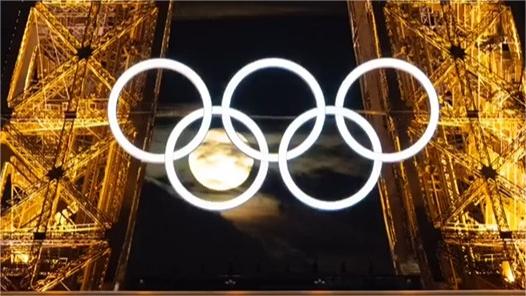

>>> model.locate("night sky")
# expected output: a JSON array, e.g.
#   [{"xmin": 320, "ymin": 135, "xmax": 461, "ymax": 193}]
[{"xmin": 125, "ymin": 1, "xmax": 394, "ymax": 290}]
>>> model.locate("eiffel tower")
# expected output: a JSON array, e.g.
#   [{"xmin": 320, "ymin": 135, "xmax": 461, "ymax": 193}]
[
  {"xmin": 1, "ymin": 1, "xmax": 172, "ymax": 291},
  {"xmin": 349, "ymin": 0, "xmax": 525, "ymax": 289}
]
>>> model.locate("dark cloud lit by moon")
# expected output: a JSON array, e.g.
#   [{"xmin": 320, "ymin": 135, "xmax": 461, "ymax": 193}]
[{"xmin": 188, "ymin": 129, "xmax": 254, "ymax": 191}]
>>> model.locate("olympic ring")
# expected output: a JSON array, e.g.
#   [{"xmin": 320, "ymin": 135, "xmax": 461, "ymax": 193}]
[
  {"xmin": 334, "ymin": 58, "xmax": 439, "ymax": 163},
  {"xmin": 108, "ymin": 58, "xmax": 213, "ymax": 164},
  {"xmin": 222, "ymin": 58, "xmax": 326, "ymax": 162},
  {"xmin": 279, "ymin": 106, "xmax": 383, "ymax": 210},
  {"xmin": 108, "ymin": 57, "xmax": 439, "ymax": 211},
  {"xmin": 165, "ymin": 106, "xmax": 269, "ymax": 211}
]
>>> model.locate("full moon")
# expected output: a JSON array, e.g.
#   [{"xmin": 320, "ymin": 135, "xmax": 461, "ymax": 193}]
[{"xmin": 189, "ymin": 129, "xmax": 254, "ymax": 191}]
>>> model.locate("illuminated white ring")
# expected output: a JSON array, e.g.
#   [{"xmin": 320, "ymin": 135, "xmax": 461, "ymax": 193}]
[
  {"xmin": 108, "ymin": 58, "xmax": 213, "ymax": 164},
  {"xmin": 334, "ymin": 58, "xmax": 439, "ymax": 163},
  {"xmin": 164, "ymin": 106, "xmax": 269, "ymax": 211},
  {"xmin": 222, "ymin": 58, "xmax": 326, "ymax": 163},
  {"xmin": 279, "ymin": 106, "xmax": 383, "ymax": 211}
]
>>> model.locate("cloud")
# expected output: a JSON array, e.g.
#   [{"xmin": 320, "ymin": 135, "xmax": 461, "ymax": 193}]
[
  {"xmin": 147, "ymin": 124, "xmax": 373, "ymax": 180},
  {"xmin": 220, "ymin": 193, "xmax": 281, "ymax": 222}
]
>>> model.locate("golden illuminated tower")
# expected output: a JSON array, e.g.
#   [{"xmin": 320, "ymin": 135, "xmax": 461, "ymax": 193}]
[
  {"xmin": 349, "ymin": 0, "xmax": 525, "ymax": 289},
  {"xmin": 0, "ymin": 1, "xmax": 171, "ymax": 291}
]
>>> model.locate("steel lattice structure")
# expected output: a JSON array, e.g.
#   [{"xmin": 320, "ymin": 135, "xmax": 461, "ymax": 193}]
[
  {"xmin": 349, "ymin": 0, "xmax": 525, "ymax": 289},
  {"xmin": 1, "ymin": 1, "xmax": 161, "ymax": 291}
]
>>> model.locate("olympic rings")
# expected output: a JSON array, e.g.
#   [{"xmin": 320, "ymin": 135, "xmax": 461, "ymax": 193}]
[{"xmin": 108, "ymin": 57, "xmax": 439, "ymax": 211}]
